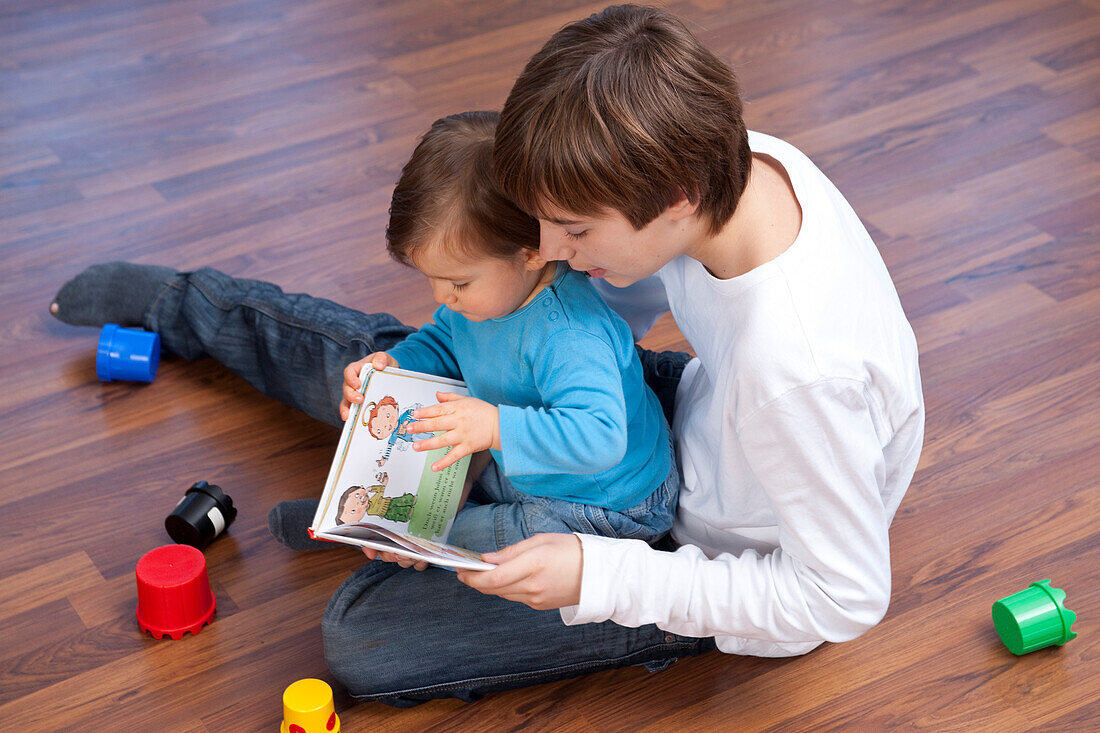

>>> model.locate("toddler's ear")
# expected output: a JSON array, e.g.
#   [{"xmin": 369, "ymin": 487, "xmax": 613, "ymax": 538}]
[{"xmin": 524, "ymin": 249, "xmax": 548, "ymax": 270}]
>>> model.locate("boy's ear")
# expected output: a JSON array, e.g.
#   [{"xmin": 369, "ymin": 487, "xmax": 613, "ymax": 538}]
[
  {"xmin": 523, "ymin": 249, "xmax": 548, "ymax": 270},
  {"xmin": 667, "ymin": 191, "xmax": 700, "ymax": 221}
]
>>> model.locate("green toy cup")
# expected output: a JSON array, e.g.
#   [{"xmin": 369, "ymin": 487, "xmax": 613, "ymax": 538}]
[{"xmin": 991, "ymin": 579, "xmax": 1077, "ymax": 655}]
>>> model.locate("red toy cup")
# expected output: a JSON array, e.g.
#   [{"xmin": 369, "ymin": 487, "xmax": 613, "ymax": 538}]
[{"xmin": 135, "ymin": 544, "xmax": 216, "ymax": 639}]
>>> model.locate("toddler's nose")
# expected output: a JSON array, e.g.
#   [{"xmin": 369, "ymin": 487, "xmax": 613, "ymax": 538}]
[{"xmin": 430, "ymin": 282, "xmax": 457, "ymax": 305}]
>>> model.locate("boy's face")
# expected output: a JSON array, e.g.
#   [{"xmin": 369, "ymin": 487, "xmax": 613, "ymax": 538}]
[
  {"xmin": 413, "ymin": 242, "xmax": 546, "ymax": 321},
  {"xmin": 537, "ymin": 205, "xmax": 690, "ymax": 287}
]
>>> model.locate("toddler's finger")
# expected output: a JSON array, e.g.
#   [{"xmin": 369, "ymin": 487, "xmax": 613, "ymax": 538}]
[
  {"xmin": 431, "ymin": 445, "xmax": 468, "ymax": 472},
  {"xmin": 413, "ymin": 433, "xmax": 454, "ymax": 453},
  {"xmin": 343, "ymin": 362, "xmax": 362, "ymax": 388},
  {"xmin": 344, "ymin": 384, "xmax": 363, "ymax": 405},
  {"xmin": 430, "ymin": 453, "xmax": 455, "ymax": 472},
  {"xmin": 408, "ymin": 416, "xmax": 444, "ymax": 433},
  {"xmin": 412, "ymin": 404, "xmax": 444, "ymax": 419}
]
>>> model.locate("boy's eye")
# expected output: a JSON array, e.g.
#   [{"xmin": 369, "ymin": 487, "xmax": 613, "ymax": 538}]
[
  {"xmin": 453, "ymin": 282, "xmax": 469, "ymax": 290},
  {"xmin": 565, "ymin": 230, "xmax": 588, "ymax": 240}
]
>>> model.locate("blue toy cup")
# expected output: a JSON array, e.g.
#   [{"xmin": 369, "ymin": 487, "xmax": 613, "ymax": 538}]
[{"xmin": 96, "ymin": 323, "xmax": 160, "ymax": 382}]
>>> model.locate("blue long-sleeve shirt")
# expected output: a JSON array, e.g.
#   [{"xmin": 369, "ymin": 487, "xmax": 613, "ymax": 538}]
[{"xmin": 388, "ymin": 265, "xmax": 670, "ymax": 510}]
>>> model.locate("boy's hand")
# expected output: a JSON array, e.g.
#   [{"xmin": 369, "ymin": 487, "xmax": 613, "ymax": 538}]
[
  {"xmin": 456, "ymin": 534, "xmax": 583, "ymax": 609},
  {"xmin": 411, "ymin": 392, "xmax": 501, "ymax": 471},
  {"xmin": 362, "ymin": 547, "xmax": 428, "ymax": 571},
  {"xmin": 339, "ymin": 352, "xmax": 399, "ymax": 421}
]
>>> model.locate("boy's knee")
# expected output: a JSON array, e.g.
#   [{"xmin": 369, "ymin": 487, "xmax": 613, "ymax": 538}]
[
  {"xmin": 321, "ymin": 582, "xmax": 403, "ymax": 698},
  {"xmin": 321, "ymin": 562, "xmax": 446, "ymax": 698},
  {"xmin": 321, "ymin": 611, "xmax": 377, "ymax": 697}
]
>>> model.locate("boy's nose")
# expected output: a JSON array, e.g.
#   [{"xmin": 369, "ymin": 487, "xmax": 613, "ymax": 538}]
[{"xmin": 538, "ymin": 223, "xmax": 574, "ymax": 262}]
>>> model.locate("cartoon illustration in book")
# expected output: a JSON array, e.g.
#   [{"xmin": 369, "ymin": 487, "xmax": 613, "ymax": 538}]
[
  {"xmin": 335, "ymin": 472, "xmax": 417, "ymax": 525},
  {"xmin": 362, "ymin": 395, "xmax": 433, "ymax": 467},
  {"xmin": 312, "ymin": 367, "xmax": 491, "ymax": 570}
]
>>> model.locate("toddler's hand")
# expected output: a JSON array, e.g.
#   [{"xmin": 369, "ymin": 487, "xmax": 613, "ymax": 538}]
[
  {"xmin": 410, "ymin": 392, "xmax": 501, "ymax": 471},
  {"xmin": 339, "ymin": 352, "xmax": 399, "ymax": 421}
]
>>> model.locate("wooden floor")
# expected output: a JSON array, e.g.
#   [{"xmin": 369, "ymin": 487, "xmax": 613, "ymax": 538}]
[{"xmin": 2, "ymin": 0, "xmax": 1097, "ymax": 730}]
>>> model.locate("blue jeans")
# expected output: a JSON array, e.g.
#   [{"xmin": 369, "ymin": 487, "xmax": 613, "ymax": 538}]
[
  {"xmin": 145, "ymin": 267, "xmax": 710, "ymax": 705},
  {"xmin": 323, "ymin": 562, "xmax": 713, "ymax": 707},
  {"xmin": 451, "ymin": 436, "xmax": 679, "ymax": 553},
  {"xmin": 146, "ymin": 267, "xmax": 415, "ymax": 426}
]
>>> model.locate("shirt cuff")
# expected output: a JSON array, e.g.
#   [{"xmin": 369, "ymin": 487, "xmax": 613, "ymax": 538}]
[{"xmin": 558, "ymin": 533, "xmax": 626, "ymax": 626}]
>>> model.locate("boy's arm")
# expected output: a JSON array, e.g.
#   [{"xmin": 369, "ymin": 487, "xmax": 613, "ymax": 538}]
[
  {"xmin": 387, "ymin": 306, "xmax": 462, "ymax": 380},
  {"xmin": 496, "ymin": 329, "xmax": 628, "ymax": 476},
  {"xmin": 561, "ymin": 379, "xmax": 901, "ymax": 653}
]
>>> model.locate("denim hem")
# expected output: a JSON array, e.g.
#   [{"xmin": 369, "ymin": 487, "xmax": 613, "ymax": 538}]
[{"xmin": 347, "ymin": 638, "xmax": 704, "ymax": 703}]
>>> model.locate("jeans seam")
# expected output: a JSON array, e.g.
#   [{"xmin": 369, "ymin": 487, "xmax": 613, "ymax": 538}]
[
  {"xmin": 579, "ymin": 502, "xmax": 612, "ymax": 536},
  {"xmin": 493, "ymin": 503, "xmax": 509, "ymax": 551},
  {"xmin": 143, "ymin": 276, "xmax": 179, "ymax": 330},
  {"xmin": 183, "ymin": 273, "xmax": 362, "ymax": 349},
  {"xmin": 349, "ymin": 640, "xmax": 703, "ymax": 702}
]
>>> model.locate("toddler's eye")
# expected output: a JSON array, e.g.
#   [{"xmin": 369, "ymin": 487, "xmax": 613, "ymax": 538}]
[
  {"xmin": 453, "ymin": 282, "xmax": 469, "ymax": 290},
  {"xmin": 565, "ymin": 230, "xmax": 588, "ymax": 240}
]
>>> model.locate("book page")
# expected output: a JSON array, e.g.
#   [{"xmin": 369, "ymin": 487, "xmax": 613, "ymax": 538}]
[
  {"xmin": 311, "ymin": 367, "xmax": 488, "ymax": 569},
  {"xmin": 322, "ymin": 523, "xmax": 494, "ymax": 571}
]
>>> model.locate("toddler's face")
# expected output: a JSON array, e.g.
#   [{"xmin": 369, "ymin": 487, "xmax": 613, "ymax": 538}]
[{"xmin": 413, "ymin": 243, "xmax": 544, "ymax": 321}]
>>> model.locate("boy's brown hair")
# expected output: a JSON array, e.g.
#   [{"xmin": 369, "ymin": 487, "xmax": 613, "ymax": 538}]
[
  {"xmin": 387, "ymin": 111, "xmax": 540, "ymax": 266},
  {"xmin": 494, "ymin": 4, "xmax": 751, "ymax": 236}
]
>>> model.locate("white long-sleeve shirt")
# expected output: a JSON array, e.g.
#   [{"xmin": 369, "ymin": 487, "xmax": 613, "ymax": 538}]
[{"xmin": 561, "ymin": 132, "xmax": 924, "ymax": 657}]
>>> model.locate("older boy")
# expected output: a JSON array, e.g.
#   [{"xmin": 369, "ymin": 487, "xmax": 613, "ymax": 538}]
[{"xmin": 455, "ymin": 3, "xmax": 925, "ymax": 660}]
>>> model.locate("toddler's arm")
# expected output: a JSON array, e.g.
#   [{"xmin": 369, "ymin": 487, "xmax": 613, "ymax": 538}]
[
  {"xmin": 409, "ymin": 328, "xmax": 633, "ymax": 476},
  {"xmin": 388, "ymin": 306, "xmax": 462, "ymax": 380},
  {"xmin": 496, "ymin": 329, "xmax": 629, "ymax": 476}
]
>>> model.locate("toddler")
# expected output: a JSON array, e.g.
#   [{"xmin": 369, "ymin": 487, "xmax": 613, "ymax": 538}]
[{"xmin": 342, "ymin": 111, "xmax": 677, "ymax": 553}]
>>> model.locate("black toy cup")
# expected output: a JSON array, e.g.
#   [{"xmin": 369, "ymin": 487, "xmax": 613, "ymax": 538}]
[{"xmin": 165, "ymin": 481, "xmax": 238, "ymax": 549}]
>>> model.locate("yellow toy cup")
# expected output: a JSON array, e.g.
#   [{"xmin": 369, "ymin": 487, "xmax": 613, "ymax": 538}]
[{"xmin": 281, "ymin": 678, "xmax": 339, "ymax": 733}]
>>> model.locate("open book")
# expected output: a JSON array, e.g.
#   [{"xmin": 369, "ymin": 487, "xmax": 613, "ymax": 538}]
[{"xmin": 309, "ymin": 366, "xmax": 494, "ymax": 570}]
